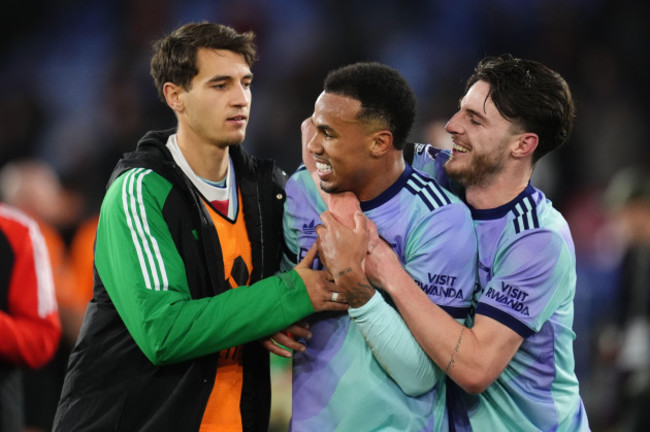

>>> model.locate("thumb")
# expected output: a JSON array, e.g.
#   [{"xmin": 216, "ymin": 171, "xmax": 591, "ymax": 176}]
[{"xmin": 320, "ymin": 210, "xmax": 340, "ymax": 230}]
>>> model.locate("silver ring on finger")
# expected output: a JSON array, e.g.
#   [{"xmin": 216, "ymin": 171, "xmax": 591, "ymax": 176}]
[{"xmin": 331, "ymin": 292, "xmax": 339, "ymax": 303}]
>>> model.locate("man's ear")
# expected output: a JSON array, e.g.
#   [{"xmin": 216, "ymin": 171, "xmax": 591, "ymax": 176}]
[
  {"xmin": 512, "ymin": 133, "xmax": 538, "ymax": 159},
  {"xmin": 163, "ymin": 82, "xmax": 184, "ymax": 113},
  {"xmin": 370, "ymin": 131, "xmax": 393, "ymax": 157}
]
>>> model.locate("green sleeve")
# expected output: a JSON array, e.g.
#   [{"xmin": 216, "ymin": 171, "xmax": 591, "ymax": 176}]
[{"xmin": 95, "ymin": 168, "xmax": 313, "ymax": 365}]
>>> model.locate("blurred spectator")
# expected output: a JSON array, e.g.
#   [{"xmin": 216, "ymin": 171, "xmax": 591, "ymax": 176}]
[
  {"xmin": 0, "ymin": 160, "xmax": 82, "ymax": 340},
  {"xmin": 605, "ymin": 167, "xmax": 650, "ymax": 432},
  {"xmin": 0, "ymin": 160, "xmax": 81, "ymax": 431},
  {"xmin": 0, "ymin": 202, "xmax": 61, "ymax": 432}
]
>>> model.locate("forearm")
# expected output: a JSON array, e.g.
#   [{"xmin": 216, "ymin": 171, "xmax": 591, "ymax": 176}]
[
  {"xmin": 349, "ymin": 291, "xmax": 440, "ymax": 396},
  {"xmin": 380, "ymin": 268, "xmax": 486, "ymax": 392},
  {"xmin": 111, "ymin": 270, "xmax": 313, "ymax": 365},
  {"xmin": 330, "ymin": 265, "xmax": 442, "ymax": 395},
  {"xmin": 98, "ymin": 171, "xmax": 315, "ymax": 365},
  {"xmin": 0, "ymin": 311, "xmax": 61, "ymax": 368}
]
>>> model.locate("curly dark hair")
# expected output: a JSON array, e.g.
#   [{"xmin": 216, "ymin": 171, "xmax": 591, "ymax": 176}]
[
  {"xmin": 466, "ymin": 54, "xmax": 575, "ymax": 164},
  {"xmin": 323, "ymin": 62, "xmax": 416, "ymax": 150},
  {"xmin": 150, "ymin": 22, "xmax": 257, "ymax": 102}
]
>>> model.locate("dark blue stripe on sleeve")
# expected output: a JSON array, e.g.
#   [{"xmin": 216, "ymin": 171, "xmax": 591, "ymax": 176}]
[
  {"xmin": 425, "ymin": 184, "xmax": 445, "ymax": 207},
  {"xmin": 476, "ymin": 303, "xmax": 534, "ymax": 338},
  {"xmin": 440, "ymin": 305, "xmax": 472, "ymax": 320},
  {"xmin": 531, "ymin": 206, "xmax": 540, "ymax": 228}
]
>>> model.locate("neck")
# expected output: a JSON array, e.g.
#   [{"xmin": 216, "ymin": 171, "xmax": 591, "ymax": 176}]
[
  {"xmin": 464, "ymin": 165, "xmax": 532, "ymax": 210},
  {"xmin": 176, "ymin": 125, "xmax": 230, "ymax": 182},
  {"xmin": 358, "ymin": 152, "xmax": 405, "ymax": 202}
]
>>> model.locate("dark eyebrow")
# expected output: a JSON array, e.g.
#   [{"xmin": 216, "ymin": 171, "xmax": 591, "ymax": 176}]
[
  {"xmin": 207, "ymin": 73, "xmax": 254, "ymax": 83},
  {"xmin": 465, "ymin": 107, "xmax": 488, "ymax": 123},
  {"xmin": 208, "ymin": 75, "xmax": 231, "ymax": 83},
  {"xmin": 316, "ymin": 124, "xmax": 335, "ymax": 135}
]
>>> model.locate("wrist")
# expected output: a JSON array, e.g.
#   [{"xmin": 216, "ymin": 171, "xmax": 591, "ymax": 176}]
[
  {"xmin": 334, "ymin": 267, "xmax": 375, "ymax": 308},
  {"xmin": 375, "ymin": 259, "xmax": 405, "ymax": 293},
  {"xmin": 348, "ymin": 290, "xmax": 383, "ymax": 318}
]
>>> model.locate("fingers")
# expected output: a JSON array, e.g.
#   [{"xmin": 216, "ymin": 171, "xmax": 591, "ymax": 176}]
[
  {"xmin": 296, "ymin": 241, "xmax": 318, "ymax": 269},
  {"xmin": 274, "ymin": 331, "xmax": 309, "ymax": 353},
  {"xmin": 353, "ymin": 210, "xmax": 368, "ymax": 234},
  {"xmin": 319, "ymin": 210, "xmax": 339, "ymax": 230},
  {"xmin": 328, "ymin": 302, "xmax": 351, "ymax": 312},
  {"xmin": 322, "ymin": 209, "xmax": 367, "ymax": 235},
  {"xmin": 367, "ymin": 217, "xmax": 380, "ymax": 253},
  {"xmin": 326, "ymin": 192, "xmax": 361, "ymax": 228},
  {"xmin": 284, "ymin": 322, "xmax": 312, "ymax": 340},
  {"xmin": 261, "ymin": 329, "xmax": 310, "ymax": 358},
  {"xmin": 329, "ymin": 291, "xmax": 348, "ymax": 304},
  {"xmin": 261, "ymin": 337, "xmax": 293, "ymax": 358}
]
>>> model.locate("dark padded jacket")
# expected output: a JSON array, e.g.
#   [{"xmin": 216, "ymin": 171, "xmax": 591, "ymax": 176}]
[{"xmin": 53, "ymin": 130, "xmax": 310, "ymax": 431}]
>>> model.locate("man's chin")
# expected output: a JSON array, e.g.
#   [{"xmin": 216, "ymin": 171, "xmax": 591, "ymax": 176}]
[
  {"xmin": 320, "ymin": 182, "xmax": 337, "ymax": 194},
  {"xmin": 221, "ymin": 137, "xmax": 245, "ymax": 148}
]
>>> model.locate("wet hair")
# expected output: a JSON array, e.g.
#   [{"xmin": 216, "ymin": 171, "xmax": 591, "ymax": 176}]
[
  {"xmin": 150, "ymin": 22, "xmax": 257, "ymax": 101},
  {"xmin": 466, "ymin": 54, "xmax": 575, "ymax": 163},
  {"xmin": 323, "ymin": 62, "xmax": 416, "ymax": 150}
]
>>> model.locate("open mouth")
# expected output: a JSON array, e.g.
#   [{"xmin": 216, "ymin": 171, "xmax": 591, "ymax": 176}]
[
  {"xmin": 315, "ymin": 160, "xmax": 332, "ymax": 174},
  {"xmin": 453, "ymin": 143, "xmax": 469, "ymax": 153}
]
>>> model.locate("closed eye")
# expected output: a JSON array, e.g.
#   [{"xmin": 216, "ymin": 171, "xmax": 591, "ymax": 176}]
[{"xmin": 316, "ymin": 125, "xmax": 336, "ymax": 139}]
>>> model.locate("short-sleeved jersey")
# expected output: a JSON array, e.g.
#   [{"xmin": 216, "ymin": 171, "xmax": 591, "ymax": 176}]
[
  {"xmin": 412, "ymin": 145, "xmax": 590, "ymax": 431},
  {"xmin": 282, "ymin": 164, "xmax": 477, "ymax": 431}
]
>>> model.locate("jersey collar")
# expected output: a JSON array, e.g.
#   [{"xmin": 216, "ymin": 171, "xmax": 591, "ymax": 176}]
[
  {"xmin": 469, "ymin": 183, "xmax": 536, "ymax": 220},
  {"xmin": 360, "ymin": 164, "xmax": 414, "ymax": 212}
]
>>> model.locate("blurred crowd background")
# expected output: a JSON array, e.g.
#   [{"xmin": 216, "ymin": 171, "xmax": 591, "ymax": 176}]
[{"xmin": 2, "ymin": 0, "xmax": 649, "ymax": 431}]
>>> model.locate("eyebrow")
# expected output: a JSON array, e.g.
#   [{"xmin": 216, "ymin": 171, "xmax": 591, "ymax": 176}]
[
  {"xmin": 207, "ymin": 73, "xmax": 254, "ymax": 83},
  {"xmin": 315, "ymin": 124, "xmax": 336, "ymax": 135},
  {"xmin": 465, "ymin": 107, "xmax": 488, "ymax": 123}
]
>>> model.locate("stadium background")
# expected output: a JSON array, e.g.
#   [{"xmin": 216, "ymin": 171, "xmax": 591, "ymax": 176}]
[{"xmin": 2, "ymin": 1, "xmax": 648, "ymax": 431}]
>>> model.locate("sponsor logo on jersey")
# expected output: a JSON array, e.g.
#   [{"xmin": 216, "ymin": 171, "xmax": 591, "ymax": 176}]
[
  {"xmin": 415, "ymin": 272, "xmax": 464, "ymax": 299},
  {"xmin": 484, "ymin": 281, "xmax": 531, "ymax": 316}
]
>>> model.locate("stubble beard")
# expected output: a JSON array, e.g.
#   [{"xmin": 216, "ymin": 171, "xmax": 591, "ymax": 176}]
[{"xmin": 445, "ymin": 150, "xmax": 504, "ymax": 188}]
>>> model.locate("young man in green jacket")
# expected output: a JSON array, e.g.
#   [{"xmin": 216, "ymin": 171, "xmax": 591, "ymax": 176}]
[{"xmin": 54, "ymin": 22, "xmax": 346, "ymax": 432}]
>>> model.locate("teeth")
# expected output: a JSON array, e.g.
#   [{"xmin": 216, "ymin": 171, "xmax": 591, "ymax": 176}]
[
  {"xmin": 453, "ymin": 144, "xmax": 469, "ymax": 153},
  {"xmin": 316, "ymin": 161, "xmax": 332, "ymax": 173}
]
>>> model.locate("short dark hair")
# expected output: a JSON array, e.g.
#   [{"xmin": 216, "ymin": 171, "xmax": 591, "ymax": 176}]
[
  {"xmin": 150, "ymin": 22, "xmax": 257, "ymax": 101},
  {"xmin": 466, "ymin": 54, "xmax": 575, "ymax": 164},
  {"xmin": 323, "ymin": 62, "xmax": 416, "ymax": 150}
]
